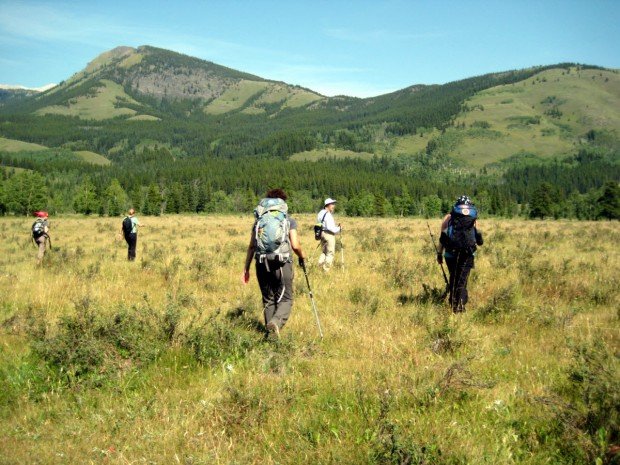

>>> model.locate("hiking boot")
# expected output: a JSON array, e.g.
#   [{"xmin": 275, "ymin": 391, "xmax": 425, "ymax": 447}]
[
  {"xmin": 453, "ymin": 303, "xmax": 466, "ymax": 313},
  {"xmin": 266, "ymin": 321, "xmax": 280, "ymax": 339}
]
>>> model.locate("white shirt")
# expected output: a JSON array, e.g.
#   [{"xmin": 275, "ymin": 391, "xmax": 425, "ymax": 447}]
[{"xmin": 317, "ymin": 209, "xmax": 341, "ymax": 234}]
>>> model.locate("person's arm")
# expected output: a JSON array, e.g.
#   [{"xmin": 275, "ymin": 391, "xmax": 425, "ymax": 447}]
[
  {"xmin": 288, "ymin": 229, "xmax": 306, "ymax": 266},
  {"xmin": 324, "ymin": 212, "xmax": 341, "ymax": 234},
  {"xmin": 474, "ymin": 220, "xmax": 483, "ymax": 246},
  {"xmin": 437, "ymin": 214, "xmax": 451, "ymax": 263},
  {"xmin": 243, "ymin": 231, "xmax": 256, "ymax": 283}
]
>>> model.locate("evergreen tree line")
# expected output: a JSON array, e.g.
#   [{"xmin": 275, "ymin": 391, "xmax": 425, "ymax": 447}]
[{"xmin": 1, "ymin": 146, "xmax": 618, "ymax": 220}]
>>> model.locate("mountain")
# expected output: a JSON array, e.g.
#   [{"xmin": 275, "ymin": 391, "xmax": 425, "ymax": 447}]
[
  {"xmin": 22, "ymin": 45, "xmax": 323, "ymax": 120},
  {"xmin": 0, "ymin": 83, "xmax": 56, "ymax": 106},
  {"xmin": 0, "ymin": 45, "xmax": 617, "ymax": 168}
]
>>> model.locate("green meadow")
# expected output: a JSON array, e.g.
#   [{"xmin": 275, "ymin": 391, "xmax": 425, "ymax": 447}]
[{"xmin": 0, "ymin": 215, "xmax": 617, "ymax": 464}]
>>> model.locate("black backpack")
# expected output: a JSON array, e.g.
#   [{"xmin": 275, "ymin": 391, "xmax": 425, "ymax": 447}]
[
  {"xmin": 122, "ymin": 217, "xmax": 133, "ymax": 237},
  {"xmin": 32, "ymin": 219, "xmax": 46, "ymax": 239},
  {"xmin": 314, "ymin": 211, "xmax": 328, "ymax": 240},
  {"xmin": 441, "ymin": 205, "xmax": 478, "ymax": 255}
]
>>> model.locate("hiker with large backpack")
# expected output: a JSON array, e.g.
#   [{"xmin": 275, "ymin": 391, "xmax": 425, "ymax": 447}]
[
  {"xmin": 242, "ymin": 189, "xmax": 307, "ymax": 338},
  {"xmin": 120, "ymin": 208, "xmax": 144, "ymax": 261},
  {"xmin": 315, "ymin": 198, "xmax": 341, "ymax": 272},
  {"xmin": 437, "ymin": 195, "xmax": 484, "ymax": 313},
  {"xmin": 32, "ymin": 211, "xmax": 50, "ymax": 265}
]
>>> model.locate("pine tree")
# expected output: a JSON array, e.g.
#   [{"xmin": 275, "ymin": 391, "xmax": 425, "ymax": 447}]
[
  {"xmin": 596, "ymin": 181, "xmax": 620, "ymax": 220},
  {"xmin": 421, "ymin": 194, "xmax": 442, "ymax": 218},
  {"xmin": 5, "ymin": 171, "xmax": 48, "ymax": 215},
  {"xmin": 529, "ymin": 183, "xmax": 554, "ymax": 219},
  {"xmin": 144, "ymin": 183, "xmax": 162, "ymax": 216},
  {"xmin": 73, "ymin": 177, "xmax": 100, "ymax": 215},
  {"xmin": 103, "ymin": 179, "xmax": 128, "ymax": 216}
]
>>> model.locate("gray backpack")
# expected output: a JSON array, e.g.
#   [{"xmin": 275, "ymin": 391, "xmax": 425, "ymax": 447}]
[{"xmin": 254, "ymin": 198, "xmax": 290, "ymax": 264}]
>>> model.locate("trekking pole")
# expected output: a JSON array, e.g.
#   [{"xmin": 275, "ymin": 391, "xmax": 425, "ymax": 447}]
[
  {"xmin": 300, "ymin": 259, "xmax": 324, "ymax": 339},
  {"xmin": 426, "ymin": 222, "xmax": 449, "ymax": 298},
  {"xmin": 339, "ymin": 229, "xmax": 345, "ymax": 273},
  {"xmin": 46, "ymin": 234, "xmax": 53, "ymax": 251}
]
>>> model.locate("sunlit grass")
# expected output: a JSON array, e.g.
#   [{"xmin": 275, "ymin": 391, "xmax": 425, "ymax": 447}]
[{"xmin": 0, "ymin": 215, "xmax": 617, "ymax": 464}]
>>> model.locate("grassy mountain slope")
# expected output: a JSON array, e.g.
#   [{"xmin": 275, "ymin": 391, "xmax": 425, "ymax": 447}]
[
  {"xmin": 445, "ymin": 67, "xmax": 620, "ymax": 167},
  {"xmin": 0, "ymin": 45, "xmax": 617, "ymax": 168},
  {"xmin": 36, "ymin": 79, "xmax": 139, "ymax": 120},
  {"xmin": 0, "ymin": 136, "xmax": 110, "ymax": 165},
  {"xmin": 18, "ymin": 46, "xmax": 323, "ymax": 119},
  {"xmin": 0, "ymin": 136, "xmax": 47, "ymax": 152}
]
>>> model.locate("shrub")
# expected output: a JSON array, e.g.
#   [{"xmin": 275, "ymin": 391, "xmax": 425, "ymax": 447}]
[
  {"xmin": 474, "ymin": 285, "xmax": 521, "ymax": 322},
  {"xmin": 182, "ymin": 311, "xmax": 258, "ymax": 366},
  {"xmin": 29, "ymin": 299, "xmax": 181, "ymax": 386}
]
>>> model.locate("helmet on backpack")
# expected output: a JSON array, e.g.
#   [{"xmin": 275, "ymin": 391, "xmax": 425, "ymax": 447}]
[{"xmin": 454, "ymin": 195, "xmax": 473, "ymax": 207}]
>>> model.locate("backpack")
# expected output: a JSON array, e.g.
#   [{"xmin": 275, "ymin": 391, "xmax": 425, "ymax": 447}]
[
  {"xmin": 441, "ymin": 204, "xmax": 478, "ymax": 255},
  {"xmin": 314, "ymin": 210, "xmax": 328, "ymax": 240},
  {"xmin": 122, "ymin": 217, "xmax": 133, "ymax": 237},
  {"xmin": 32, "ymin": 219, "xmax": 46, "ymax": 239},
  {"xmin": 254, "ymin": 198, "xmax": 290, "ymax": 263}
]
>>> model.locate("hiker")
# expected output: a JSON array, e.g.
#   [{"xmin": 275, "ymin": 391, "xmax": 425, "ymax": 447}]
[
  {"xmin": 121, "ymin": 208, "xmax": 143, "ymax": 261},
  {"xmin": 243, "ymin": 188, "xmax": 306, "ymax": 338},
  {"xmin": 32, "ymin": 211, "xmax": 50, "ymax": 265},
  {"xmin": 437, "ymin": 195, "xmax": 484, "ymax": 313},
  {"xmin": 316, "ymin": 198, "xmax": 341, "ymax": 272}
]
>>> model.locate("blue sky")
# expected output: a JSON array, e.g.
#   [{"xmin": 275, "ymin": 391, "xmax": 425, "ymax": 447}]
[{"xmin": 1, "ymin": 0, "xmax": 618, "ymax": 97}]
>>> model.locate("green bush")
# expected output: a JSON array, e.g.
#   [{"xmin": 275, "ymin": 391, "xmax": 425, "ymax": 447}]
[{"xmin": 29, "ymin": 300, "xmax": 181, "ymax": 386}]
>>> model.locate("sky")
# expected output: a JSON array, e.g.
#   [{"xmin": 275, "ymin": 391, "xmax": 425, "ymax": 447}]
[{"xmin": 0, "ymin": 0, "xmax": 619, "ymax": 97}]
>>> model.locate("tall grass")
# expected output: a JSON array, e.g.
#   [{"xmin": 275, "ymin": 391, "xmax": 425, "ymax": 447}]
[{"xmin": 0, "ymin": 215, "xmax": 618, "ymax": 464}]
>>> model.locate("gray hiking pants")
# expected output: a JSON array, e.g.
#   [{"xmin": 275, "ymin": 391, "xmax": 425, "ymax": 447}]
[{"xmin": 255, "ymin": 259, "xmax": 294, "ymax": 330}]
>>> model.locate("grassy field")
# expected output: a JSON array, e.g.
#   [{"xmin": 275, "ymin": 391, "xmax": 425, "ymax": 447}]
[
  {"xmin": 73, "ymin": 150, "xmax": 112, "ymax": 166},
  {"xmin": 0, "ymin": 215, "xmax": 618, "ymax": 464},
  {"xmin": 290, "ymin": 148, "xmax": 375, "ymax": 161},
  {"xmin": 0, "ymin": 137, "xmax": 47, "ymax": 152},
  {"xmin": 0, "ymin": 146, "xmax": 110, "ymax": 166}
]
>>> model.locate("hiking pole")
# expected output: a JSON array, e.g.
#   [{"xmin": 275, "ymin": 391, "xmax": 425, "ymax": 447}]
[
  {"xmin": 339, "ymin": 229, "xmax": 345, "ymax": 272},
  {"xmin": 46, "ymin": 234, "xmax": 53, "ymax": 251},
  {"xmin": 426, "ymin": 222, "xmax": 449, "ymax": 299},
  {"xmin": 300, "ymin": 259, "xmax": 324, "ymax": 339}
]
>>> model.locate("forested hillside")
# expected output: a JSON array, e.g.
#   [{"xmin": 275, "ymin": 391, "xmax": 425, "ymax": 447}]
[{"xmin": 0, "ymin": 46, "xmax": 618, "ymax": 219}]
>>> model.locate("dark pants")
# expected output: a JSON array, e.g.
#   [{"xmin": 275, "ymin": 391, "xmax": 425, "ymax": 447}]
[
  {"xmin": 445, "ymin": 253, "xmax": 474, "ymax": 312},
  {"xmin": 255, "ymin": 259, "xmax": 294, "ymax": 330},
  {"xmin": 125, "ymin": 233, "xmax": 137, "ymax": 261}
]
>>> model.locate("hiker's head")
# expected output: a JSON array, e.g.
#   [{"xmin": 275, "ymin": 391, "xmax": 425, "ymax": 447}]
[
  {"xmin": 455, "ymin": 195, "xmax": 473, "ymax": 207},
  {"xmin": 324, "ymin": 198, "xmax": 337, "ymax": 212},
  {"xmin": 34, "ymin": 211, "xmax": 48, "ymax": 218},
  {"xmin": 128, "ymin": 208, "xmax": 136, "ymax": 216},
  {"xmin": 266, "ymin": 188, "xmax": 287, "ymax": 201}
]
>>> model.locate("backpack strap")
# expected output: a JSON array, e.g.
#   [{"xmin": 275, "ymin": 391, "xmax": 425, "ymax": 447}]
[{"xmin": 320, "ymin": 210, "xmax": 329, "ymax": 229}]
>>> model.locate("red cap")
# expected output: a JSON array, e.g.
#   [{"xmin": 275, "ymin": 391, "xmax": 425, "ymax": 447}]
[{"xmin": 34, "ymin": 211, "xmax": 48, "ymax": 218}]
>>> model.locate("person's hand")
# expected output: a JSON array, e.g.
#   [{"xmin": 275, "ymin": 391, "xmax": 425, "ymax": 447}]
[
  {"xmin": 242, "ymin": 269, "xmax": 250, "ymax": 284},
  {"xmin": 298, "ymin": 257, "xmax": 305, "ymax": 269},
  {"xmin": 436, "ymin": 252, "xmax": 443, "ymax": 265}
]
